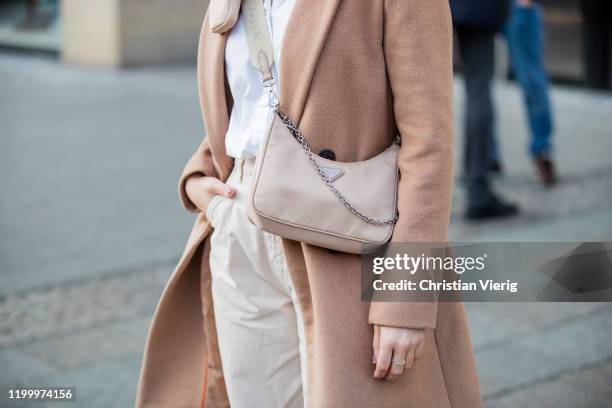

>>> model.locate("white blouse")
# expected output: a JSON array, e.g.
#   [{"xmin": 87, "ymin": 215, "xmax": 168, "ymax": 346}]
[{"xmin": 224, "ymin": 0, "xmax": 296, "ymax": 159}]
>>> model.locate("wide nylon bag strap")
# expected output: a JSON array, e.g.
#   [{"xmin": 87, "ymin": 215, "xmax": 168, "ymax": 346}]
[{"xmin": 242, "ymin": 0, "xmax": 275, "ymax": 83}]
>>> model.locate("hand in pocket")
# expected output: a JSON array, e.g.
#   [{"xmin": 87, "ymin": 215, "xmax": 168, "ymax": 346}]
[{"xmin": 186, "ymin": 175, "xmax": 236, "ymax": 213}]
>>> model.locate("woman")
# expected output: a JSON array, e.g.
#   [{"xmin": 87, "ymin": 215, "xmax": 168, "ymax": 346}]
[{"xmin": 137, "ymin": 0, "xmax": 481, "ymax": 407}]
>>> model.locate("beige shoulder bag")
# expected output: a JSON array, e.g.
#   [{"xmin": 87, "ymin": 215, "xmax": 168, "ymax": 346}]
[{"xmin": 242, "ymin": 0, "xmax": 399, "ymax": 254}]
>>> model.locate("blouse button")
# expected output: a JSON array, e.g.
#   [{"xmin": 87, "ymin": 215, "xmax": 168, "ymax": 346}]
[{"xmin": 319, "ymin": 149, "xmax": 336, "ymax": 161}]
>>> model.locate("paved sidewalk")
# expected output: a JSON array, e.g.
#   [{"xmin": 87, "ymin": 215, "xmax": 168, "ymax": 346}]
[{"xmin": 1, "ymin": 54, "xmax": 611, "ymax": 407}]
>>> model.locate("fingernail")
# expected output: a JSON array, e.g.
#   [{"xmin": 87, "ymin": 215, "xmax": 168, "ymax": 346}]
[{"xmin": 225, "ymin": 187, "xmax": 232, "ymax": 196}]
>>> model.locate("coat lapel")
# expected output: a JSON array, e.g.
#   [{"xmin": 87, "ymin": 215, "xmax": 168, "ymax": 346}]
[{"xmin": 279, "ymin": 0, "xmax": 342, "ymax": 123}]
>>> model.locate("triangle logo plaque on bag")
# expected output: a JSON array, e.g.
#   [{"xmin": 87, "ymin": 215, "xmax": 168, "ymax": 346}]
[{"xmin": 320, "ymin": 166, "xmax": 345, "ymax": 182}]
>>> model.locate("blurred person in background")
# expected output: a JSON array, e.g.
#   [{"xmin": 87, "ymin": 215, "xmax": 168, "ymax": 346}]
[
  {"xmin": 450, "ymin": 0, "xmax": 520, "ymax": 220},
  {"xmin": 580, "ymin": 0, "xmax": 612, "ymax": 89},
  {"xmin": 492, "ymin": 0, "xmax": 557, "ymax": 187}
]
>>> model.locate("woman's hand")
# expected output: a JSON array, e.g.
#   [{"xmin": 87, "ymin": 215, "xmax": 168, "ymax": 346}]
[
  {"xmin": 185, "ymin": 175, "xmax": 235, "ymax": 213},
  {"xmin": 372, "ymin": 325, "xmax": 425, "ymax": 381}
]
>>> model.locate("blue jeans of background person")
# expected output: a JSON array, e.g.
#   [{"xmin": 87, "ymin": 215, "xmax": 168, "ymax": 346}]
[{"xmin": 493, "ymin": 3, "xmax": 554, "ymax": 161}]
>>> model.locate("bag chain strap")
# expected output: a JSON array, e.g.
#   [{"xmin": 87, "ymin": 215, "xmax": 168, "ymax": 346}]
[{"xmin": 274, "ymin": 109, "xmax": 400, "ymax": 226}]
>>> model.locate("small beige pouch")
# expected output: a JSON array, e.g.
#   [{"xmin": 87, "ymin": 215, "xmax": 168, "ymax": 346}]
[{"xmin": 209, "ymin": 0, "xmax": 241, "ymax": 33}]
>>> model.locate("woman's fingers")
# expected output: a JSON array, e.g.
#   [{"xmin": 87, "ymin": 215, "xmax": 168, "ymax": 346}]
[
  {"xmin": 404, "ymin": 348, "xmax": 416, "ymax": 369},
  {"xmin": 207, "ymin": 177, "xmax": 236, "ymax": 197},
  {"xmin": 414, "ymin": 341, "xmax": 424, "ymax": 361},
  {"xmin": 385, "ymin": 345, "xmax": 408, "ymax": 381},
  {"xmin": 185, "ymin": 175, "xmax": 236, "ymax": 212},
  {"xmin": 372, "ymin": 326, "xmax": 427, "ymax": 381},
  {"xmin": 372, "ymin": 324, "xmax": 380, "ymax": 364},
  {"xmin": 373, "ymin": 340, "xmax": 393, "ymax": 379}
]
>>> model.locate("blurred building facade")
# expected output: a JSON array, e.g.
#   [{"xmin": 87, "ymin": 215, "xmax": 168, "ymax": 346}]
[
  {"xmin": 0, "ymin": 0, "xmax": 210, "ymax": 66},
  {"xmin": 0, "ymin": 0, "xmax": 609, "ymax": 88}
]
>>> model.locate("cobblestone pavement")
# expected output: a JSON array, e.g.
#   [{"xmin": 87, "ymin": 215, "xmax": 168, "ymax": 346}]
[{"xmin": 1, "ymin": 54, "xmax": 611, "ymax": 407}]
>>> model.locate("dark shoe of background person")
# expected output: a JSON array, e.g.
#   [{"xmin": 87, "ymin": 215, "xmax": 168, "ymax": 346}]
[
  {"xmin": 466, "ymin": 196, "xmax": 520, "ymax": 221},
  {"xmin": 488, "ymin": 160, "xmax": 503, "ymax": 175},
  {"xmin": 534, "ymin": 156, "xmax": 558, "ymax": 187}
]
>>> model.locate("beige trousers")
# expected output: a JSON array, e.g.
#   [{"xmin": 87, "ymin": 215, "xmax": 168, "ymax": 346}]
[{"xmin": 206, "ymin": 158, "xmax": 307, "ymax": 408}]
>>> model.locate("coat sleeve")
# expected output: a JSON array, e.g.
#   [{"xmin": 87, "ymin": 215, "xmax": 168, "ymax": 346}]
[
  {"xmin": 177, "ymin": 13, "xmax": 222, "ymax": 214},
  {"xmin": 368, "ymin": 0, "xmax": 454, "ymax": 330}
]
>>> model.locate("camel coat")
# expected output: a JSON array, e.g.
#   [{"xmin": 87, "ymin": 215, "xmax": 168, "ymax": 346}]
[{"xmin": 136, "ymin": 0, "xmax": 481, "ymax": 406}]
